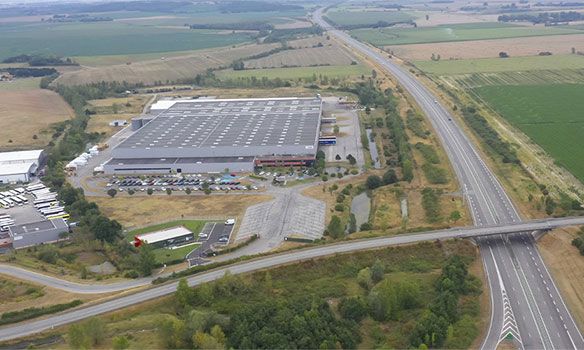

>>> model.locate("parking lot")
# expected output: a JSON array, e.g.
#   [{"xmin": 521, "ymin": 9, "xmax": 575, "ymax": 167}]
[
  {"xmin": 187, "ymin": 222, "xmax": 234, "ymax": 266},
  {"xmin": 104, "ymin": 174, "xmax": 259, "ymax": 193},
  {"xmin": 1, "ymin": 185, "xmax": 69, "ymax": 249}
]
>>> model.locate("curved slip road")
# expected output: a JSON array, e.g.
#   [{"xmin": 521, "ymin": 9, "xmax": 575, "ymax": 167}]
[
  {"xmin": 1, "ymin": 217, "xmax": 584, "ymax": 341},
  {"xmin": 0, "ymin": 265, "xmax": 153, "ymax": 294},
  {"xmin": 312, "ymin": 8, "xmax": 584, "ymax": 350}
]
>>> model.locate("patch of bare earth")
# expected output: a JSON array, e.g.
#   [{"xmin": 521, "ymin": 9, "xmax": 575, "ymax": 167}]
[
  {"xmin": 389, "ymin": 34, "xmax": 584, "ymax": 61},
  {"xmin": 0, "ymin": 89, "xmax": 74, "ymax": 150},
  {"xmin": 414, "ymin": 12, "xmax": 499, "ymax": 27},
  {"xmin": 538, "ymin": 227, "xmax": 584, "ymax": 331}
]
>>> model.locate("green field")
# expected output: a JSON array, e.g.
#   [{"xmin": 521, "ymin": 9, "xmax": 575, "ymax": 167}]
[
  {"xmin": 0, "ymin": 21, "xmax": 253, "ymax": 60},
  {"xmin": 153, "ymin": 244, "xmax": 200, "ymax": 264},
  {"xmin": 217, "ymin": 65, "xmax": 371, "ymax": 80},
  {"xmin": 474, "ymin": 84, "xmax": 584, "ymax": 182},
  {"xmin": 414, "ymin": 55, "xmax": 584, "ymax": 75},
  {"xmin": 117, "ymin": 9, "xmax": 305, "ymax": 26},
  {"xmin": 325, "ymin": 9, "xmax": 414, "ymax": 27},
  {"xmin": 351, "ymin": 23, "xmax": 583, "ymax": 46}
]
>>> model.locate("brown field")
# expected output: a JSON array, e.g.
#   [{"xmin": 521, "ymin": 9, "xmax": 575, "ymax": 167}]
[
  {"xmin": 89, "ymin": 194, "xmax": 271, "ymax": 229},
  {"xmin": 390, "ymin": 34, "xmax": 584, "ymax": 61},
  {"xmin": 244, "ymin": 45, "xmax": 357, "ymax": 69},
  {"xmin": 288, "ymin": 36, "xmax": 331, "ymax": 48},
  {"xmin": 412, "ymin": 11, "xmax": 499, "ymax": 27},
  {"xmin": 56, "ymin": 43, "xmax": 280, "ymax": 85},
  {"xmin": 86, "ymin": 95, "xmax": 150, "ymax": 139},
  {"xmin": 273, "ymin": 18, "xmax": 313, "ymax": 29},
  {"xmin": 538, "ymin": 227, "xmax": 584, "ymax": 331},
  {"xmin": 0, "ymin": 87, "xmax": 74, "ymax": 150}
]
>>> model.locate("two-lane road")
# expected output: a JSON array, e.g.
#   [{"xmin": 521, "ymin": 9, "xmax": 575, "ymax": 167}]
[{"xmin": 312, "ymin": 8, "xmax": 583, "ymax": 349}]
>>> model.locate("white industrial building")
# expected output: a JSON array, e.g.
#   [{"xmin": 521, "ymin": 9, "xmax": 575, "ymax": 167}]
[{"xmin": 0, "ymin": 150, "xmax": 44, "ymax": 183}]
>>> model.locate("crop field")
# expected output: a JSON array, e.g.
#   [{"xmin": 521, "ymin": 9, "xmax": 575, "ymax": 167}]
[
  {"xmin": 115, "ymin": 9, "xmax": 306, "ymax": 27},
  {"xmin": 56, "ymin": 43, "xmax": 280, "ymax": 85},
  {"xmin": 0, "ymin": 21, "xmax": 253, "ymax": 60},
  {"xmin": 473, "ymin": 83, "xmax": 584, "ymax": 183},
  {"xmin": 217, "ymin": 64, "xmax": 371, "ymax": 80},
  {"xmin": 325, "ymin": 9, "xmax": 414, "ymax": 27},
  {"xmin": 442, "ymin": 69, "xmax": 584, "ymax": 88},
  {"xmin": 0, "ymin": 81, "xmax": 74, "ymax": 150},
  {"xmin": 351, "ymin": 23, "xmax": 583, "ymax": 46},
  {"xmin": 244, "ymin": 46, "xmax": 357, "ymax": 69},
  {"xmin": 390, "ymin": 33, "xmax": 584, "ymax": 61},
  {"xmin": 414, "ymin": 54, "xmax": 584, "ymax": 75}
]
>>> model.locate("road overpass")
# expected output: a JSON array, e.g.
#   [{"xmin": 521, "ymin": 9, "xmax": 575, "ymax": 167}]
[
  {"xmin": 312, "ymin": 8, "xmax": 584, "ymax": 350},
  {"xmin": 0, "ymin": 216, "xmax": 583, "ymax": 341}
]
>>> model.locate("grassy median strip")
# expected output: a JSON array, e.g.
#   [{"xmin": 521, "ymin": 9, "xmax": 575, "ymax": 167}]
[{"xmin": 0, "ymin": 300, "xmax": 83, "ymax": 326}]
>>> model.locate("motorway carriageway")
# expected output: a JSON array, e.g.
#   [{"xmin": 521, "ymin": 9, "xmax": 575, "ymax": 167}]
[{"xmin": 312, "ymin": 8, "xmax": 584, "ymax": 350}]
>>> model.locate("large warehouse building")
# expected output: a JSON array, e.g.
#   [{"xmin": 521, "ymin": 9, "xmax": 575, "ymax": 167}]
[
  {"xmin": 104, "ymin": 97, "xmax": 323, "ymax": 174},
  {"xmin": 0, "ymin": 150, "xmax": 44, "ymax": 183}
]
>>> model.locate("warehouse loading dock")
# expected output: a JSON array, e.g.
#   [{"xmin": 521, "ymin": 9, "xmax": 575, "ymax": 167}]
[{"xmin": 104, "ymin": 97, "xmax": 323, "ymax": 174}]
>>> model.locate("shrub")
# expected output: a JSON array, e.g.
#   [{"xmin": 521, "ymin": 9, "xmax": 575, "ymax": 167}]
[{"xmin": 366, "ymin": 175, "xmax": 382, "ymax": 189}]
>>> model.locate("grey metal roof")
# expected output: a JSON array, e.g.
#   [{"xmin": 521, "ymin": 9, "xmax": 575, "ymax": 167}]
[{"xmin": 119, "ymin": 97, "xmax": 322, "ymax": 153}]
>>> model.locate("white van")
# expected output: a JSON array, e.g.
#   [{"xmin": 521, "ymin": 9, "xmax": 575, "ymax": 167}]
[{"xmin": 225, "ymin": 218, "xmax": 235, "ymax": 225}]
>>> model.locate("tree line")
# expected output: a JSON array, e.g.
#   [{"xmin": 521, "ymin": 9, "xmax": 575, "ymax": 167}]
[
  {"xmin": 2, "ymin": 54, "xmax": 78, "ymax": 66},
  {"xmin": 498, "ymin": 11, "xmax": 584, "ymax": 24},
  {"xmin": 3, "ymin": 67, "xmax": 57, "ymax": 77},
  {"xmin": 462, "ymin": 106, "xmax": 519, "ymax": 164}
]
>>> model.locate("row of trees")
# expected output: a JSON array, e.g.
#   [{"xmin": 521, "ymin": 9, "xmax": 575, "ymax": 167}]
[
  {"xmin": 3, "ymin": 67, "xmax": 57, "ymax": 77},
  {"xmin": 2, "ymin": 54, "xmax": 77, "ymax": 66},
  {"xmin": 462, "ymin": 106, "xmax": 519, "ymax": 164},
  {"xmin": 498, "ymin": 11, "xmax": 584, "ymax": 24}
]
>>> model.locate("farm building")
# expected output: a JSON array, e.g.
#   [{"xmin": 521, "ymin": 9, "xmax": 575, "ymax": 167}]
[
  {"xmin": 133, "ymin": 226, "xmax": 195, "ymax": 249},
  {"xmin": 0, "ymin": 150, "xmax": 44, "ymax": 183},
  {"xmin": 104, "ymin": 97, "xmax": 323, "ymax": 174}
]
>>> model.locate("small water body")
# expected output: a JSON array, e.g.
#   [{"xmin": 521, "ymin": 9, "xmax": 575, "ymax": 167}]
[
  {"xmin": 366, "ymin": 129, "xmax": 381, "ymax": 169},
  {"xmin": 351, "ymin": 192, "xmax": 371, "ymax": 229}
]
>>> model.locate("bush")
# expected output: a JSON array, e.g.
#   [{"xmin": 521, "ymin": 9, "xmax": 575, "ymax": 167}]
[
  {"xmin": 360, "ymin": 222, "xmax": 372, "ymax": 231},
  {"xmin": 338, "ymin": 296, "xmax": 368, "ymax": 322},
  {"xmin": 366, "ymin": 175, "xmax": 382, "ymax": 190},
  {"xmin": 382, "ymin": 169, "xmax": 398, "ymax": 185},
  {"xmin": 107, "ymin": 188, "xmax": 117, "ymax": 198},
  {"xmin": 421, "ymin": 188, "xmax": 442, "ymax": 223},
  {"xmin": 421, "ymin": 163, "xmax": 449, "ymax": 184},
  {"xmin": 335, "ymin": 204, "xmax": 344, "ymax": 212}
]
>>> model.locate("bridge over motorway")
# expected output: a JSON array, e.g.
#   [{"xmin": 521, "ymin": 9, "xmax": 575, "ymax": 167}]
[{"xmin": 0, "ymin": 215, "xmax": 583, "ymax": 342}]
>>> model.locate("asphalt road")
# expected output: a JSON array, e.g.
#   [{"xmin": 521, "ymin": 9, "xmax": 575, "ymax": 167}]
[
  {"xmin": 1, "ymin": 216, "xmax": 584, "ymax": 341},
  {"xmin": 312, "ymin": 8, "xmax": 584, "ymax": 350}
]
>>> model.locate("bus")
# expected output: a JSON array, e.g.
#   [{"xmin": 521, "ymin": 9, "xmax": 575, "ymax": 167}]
[
  {"xmin": 26, "ymin": 185, "xmax": 45, "ymax": 193},
  {"xmin": 41, "ymin": 207, "xmax": 65, "ymax": 216},
  {"xmin": 0, "ymin": 200, "xmax": 8, "ymax": 208},
  {"xmin": 10, "ymin": 197, "xmax": 23, "ymax": 206},
  {"xmin": 16, "ymin": 195, "xmax": 28, "ymax": 203},
  {"xmin": 36, "ymin": 201, "xmax": 59, "ymax": 210},
  {"xmin": 6, "ymin": 190, "xmax": 18, "ymax": 196},
  {"xmin": 32, "ymin": 189, "xmax": 51, "ymax": 198},
  {"xmin": 46, "ymin": 213, "xmax": 70, "ymax": 220},
  {"xmin": 318, "ymin": 135, "xmax": 337, "ymax": 145},
  {"xmin": 33, "ymin": 196, "xmax": 57, "ymax": 205},
  {"xmin": 3, "ymin": 199, "xmax": 14, "ymax": 208},
  {"xmin": 0, "ymin": 214, "xmax": 10, "ymax": 220}
]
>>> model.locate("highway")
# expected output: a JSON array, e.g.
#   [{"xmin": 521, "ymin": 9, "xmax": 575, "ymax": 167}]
[
  {"xmin": 312, "ymin": 8, "xmax": 584, "ymax": 350},
  {"xmin": 1, "ymin": 216, "xmax": 584, "ymax": 341}
]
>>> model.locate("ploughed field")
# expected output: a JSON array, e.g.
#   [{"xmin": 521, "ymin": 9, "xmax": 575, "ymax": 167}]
[{"xmin": 474, "ymin": 83, "xmax": 584, "ymax": 183}]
